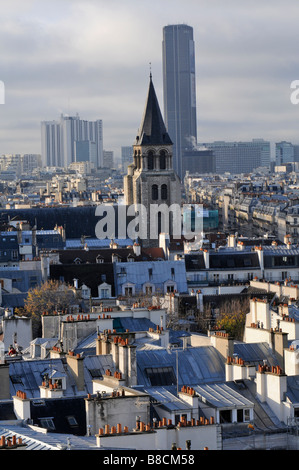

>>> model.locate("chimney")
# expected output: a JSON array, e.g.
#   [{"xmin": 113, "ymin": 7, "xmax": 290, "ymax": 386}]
[
  {"xmin": 256, "ymin": 364, "xmax": 287, "ymax": 421},
  {"xmin": 111, "ymin": 337, "xmax": 120, "ymax": 370},
  {"xmin": 133, "ymin": 242, "xmax": 141, "ymax": 256},
  {"xmin": 203, "ymin": 250, "xmax": 209, "ymax": 269},
  {"xmin": 271, "ymin": 329, "xmax": 288, "ymax": 370},
  {"xmin": 210, "ymin": 331, "xmax": 234, "ymax": 362},
  {"xmin": 66, "ymin": 351, "xmax": 85, "ymax": 392},
  {"xmin": 127, "ymin": 344, "xmax": 137, "ymax": 386},
  {"xmin": 13, "ymin": 391, "xmax": 31, "ymax": 421},
  {"xmin": 227, "ymin": 234, "xmax": 236, "ymax": 248},
  {"xmin": 0, "ymin": 362, "xmax": 10, "ymax": 399},
  {"xmin": 254, "ymin": 245, "xmax": 264, "ymax": 275},
  {"xmin": 118, "ymin": 341, "xmax": 128, "ymax": 382}
]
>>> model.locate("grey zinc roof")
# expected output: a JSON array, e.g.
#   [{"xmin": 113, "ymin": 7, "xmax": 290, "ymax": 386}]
[
  {"xmin": 0, "ymin": 424, "xmax": 99, "ymax": 450},
  {"xmin": 136, "ymin": 346, "xmax": 225, "ymax": 388},
  {"xmin": 9, "ymin": 359, "xmax": 78, "ymax": 398},
  {"xmin": 193, "ymin": 383, "xmax": 254, "ymax": 409},
  {"xmin": 8, "ymin": 355, "xmax": 115, "ymax": 398},
  {"xmin": 143, "ymin": 386, "xmax": 193, "ymax": 412},
  {"xmin": 286, "ymin": 376, "xmax": 299, "ymax": 404},
  {"xmin": 234, "ymin": 342, "xmax": 280, "ymax": 367}
]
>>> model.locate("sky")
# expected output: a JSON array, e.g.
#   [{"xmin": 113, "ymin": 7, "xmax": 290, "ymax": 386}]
[{"xmin": 0, "ymin": 0, "xmax": 299, "ymax": 162}]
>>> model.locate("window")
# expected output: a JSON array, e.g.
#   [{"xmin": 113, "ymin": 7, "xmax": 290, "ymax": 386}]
[
  {"xmin": 237, "ymin": 408, "xmax": 251, "ymax": 422},
  {"xmin": 160, "ymin": 151, "xmax": 166, "ymax": 170},
  {"xmin": 219, "ymin": 409, "xmax": 232, "ymax": 424},
  {"xmin": 29, "ymin": 276, "xmax": 38, "ymax": 288},
  {"xmin": 244, "ymin": 409, "xmax": 250, "ymax": 422},
  {"xmin": 101, "ymin": 288, "xmax": 109, "ymax": 298},
  {"xmin": 167, "ymin": 285, "xmax": 175, "ymax": 293},
  {"xmin": 148, "ymin": 151, "xmax": 154, "ymax": 170},
  {"xmin": 125, "ymin": 287, "xmax": 133, "ymax": 296},
  {"xmin": 66, "ymin": 416, "xmax": 79, "ymax": 427},
  {"xmin": 39, "ymin": 418, "xmax": 55, "ymax": 430},
  {"xmin": 145, "ymin": 285, "xmax": 153, "ymax": 295},
  {"xmin": 148, "ymin": 268, "xmax": 153, "ymax": 280},
  {"xmin": 161, "ymin": 184, "xmax": 168, "ymax": 200},
  {"xmin": 152, "ymin": 184, "xmax": 158, "ymax": 200},
  {"xmin": 145, "ymin": 366, "xmax": 176, "ymax": 386}
]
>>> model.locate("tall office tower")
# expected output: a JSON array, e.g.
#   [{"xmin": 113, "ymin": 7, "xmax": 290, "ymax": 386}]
[
  {"xmin": 75, "ymin": 141, "xmax": 97, "ymax": 168},
  {"xmin": 41, "ymin": 114, "xmax": 103, "ymax": 168},
  {"xmin": 275, "ymin": 141, "xmax": 295, "ymax": 165},
  {"xmin": 203, "ymin": 139, "xmax": 271, "ymax": 174},
  {"xmin": 103, "ymin": 150, "xmax": 114, "ymax": 168},
  {"xmin": 162, "ymin": 24, "xmax": 197, "ymax": 179},
  {"xmin": 41, "ymin": 120, "xmax": 62, "ymax": 167},
  {"xmin": 121, "ymin": 146, "xmax": 133, "ymax": 173}
]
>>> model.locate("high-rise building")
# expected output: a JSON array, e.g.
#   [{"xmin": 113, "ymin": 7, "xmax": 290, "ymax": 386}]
[
  {"xmin": 162, "ymin": 24, "xmax": 197, "ymax": 178},
  {"xmin": 41, "ymin": 114, "xmax": 103, "ymax": 168},
  {"xmin": 121, "ymin": 146, "xmax": 133, "ymax": 173},
  {"xmin": 275, "ymin": 141, "xmax": 295, "ymax": 165},
  {"xmin": 103, "ymin": 150, "xmax": 114, "ymax": 168},
  {"xmin": 202, "ymin": 139, "xmax": 271, "ymax": 174}
]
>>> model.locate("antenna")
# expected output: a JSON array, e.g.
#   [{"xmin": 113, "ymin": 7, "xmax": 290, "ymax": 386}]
[{"xmin": 149, "ymin": 62, "xmax": 152, "ymax": 79}]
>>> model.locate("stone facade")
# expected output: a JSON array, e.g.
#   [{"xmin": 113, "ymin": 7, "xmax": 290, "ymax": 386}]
[{"xmin": 124, "ymin": 77, "xmax": 181, "ymax": 247}]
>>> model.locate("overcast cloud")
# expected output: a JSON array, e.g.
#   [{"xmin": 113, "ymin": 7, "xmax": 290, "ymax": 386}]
[{"xmin": 0, "ymin": 0, "xmax": 299, "ymax": 161}]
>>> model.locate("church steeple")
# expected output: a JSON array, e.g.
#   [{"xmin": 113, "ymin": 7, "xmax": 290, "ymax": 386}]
[{"xmin": 135, "ymin": 75, "xmax": 172, "ymax": 146}]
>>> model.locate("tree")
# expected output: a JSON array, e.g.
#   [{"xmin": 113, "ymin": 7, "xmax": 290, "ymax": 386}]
[
  {"xmin": 23, "ymin": 280, "xmax": 77, "ymax": 338},
  {"xmin": 216, "ymin": 307, "xmax": 247, "ymax": 341}
]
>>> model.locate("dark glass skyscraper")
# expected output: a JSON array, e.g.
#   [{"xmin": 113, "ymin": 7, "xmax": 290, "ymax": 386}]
[{"xmin": 162, "ymin": 24, "xmax": 197, "ymax": 178}]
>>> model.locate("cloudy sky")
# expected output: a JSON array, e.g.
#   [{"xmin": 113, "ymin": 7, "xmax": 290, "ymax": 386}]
[{"xmin": 0, "ymin": 0, "xmax": 299, "ymax": 162}]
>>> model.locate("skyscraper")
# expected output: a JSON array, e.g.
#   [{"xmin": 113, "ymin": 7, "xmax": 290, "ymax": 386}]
[
  {"xmin": 162, "ymin": 24, "xmax": 197, "ymax": 178},
  {"xmin": 41, "ymin": 114, "xmax": 103, "ymax": 168}
]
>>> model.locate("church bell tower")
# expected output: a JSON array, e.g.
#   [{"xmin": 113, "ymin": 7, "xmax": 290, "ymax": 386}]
[{"xmin": 124, "ymin": 75, "xmax": 181, "ymax": 247}]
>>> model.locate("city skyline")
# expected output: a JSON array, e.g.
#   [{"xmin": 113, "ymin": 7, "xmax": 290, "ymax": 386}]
[{"xmin": 0, "ymin": 0, "xmax": 299, "ymax": 160}]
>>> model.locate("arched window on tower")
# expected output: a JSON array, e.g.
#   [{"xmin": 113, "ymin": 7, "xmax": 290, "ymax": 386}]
[
  {"xmin": 152, "ymin": 184, "xmax": 158, "ymax": 200},
  {"xmin": 148, "ymin": 151, "xmax": 154, "ymax": 170},
  {"xmin": 160, "ymin": 150, "xmax": 166, "ymax": 170},
  {"xmin": 161, "ymin": 184, "xmax": 168, "ymax": 200}
]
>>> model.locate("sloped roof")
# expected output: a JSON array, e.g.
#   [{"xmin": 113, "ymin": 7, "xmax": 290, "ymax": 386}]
[
  {"xmin": 136, "ymin": 346, "xmax": 225, "ymax": 388},
  {"xmin": 193, "ymin": 382, "xmax": 254, "ymax": 409},
  {"xmin": 135, "ymin": 76, "xmax": 172, "ymax": 146},
  {"xmin": 209, "ymin": 252, "xmax": 260, "ymax": 270},
  {"xmin": 8, "ymin": 355, "xmax": 115, "ymax": 398},
  {"xmin": 234, "ymin": 342, "xmax": 280, "ymax": 367},
  {"xmin": 0, "ymin": 424, "xmax": 99, "ymax": 450}
]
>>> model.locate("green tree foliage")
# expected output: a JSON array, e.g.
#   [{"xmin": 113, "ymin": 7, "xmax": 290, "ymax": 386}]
[{"xmin": 23, "ymin": 280, "xmax": 76, "ymax": 337}]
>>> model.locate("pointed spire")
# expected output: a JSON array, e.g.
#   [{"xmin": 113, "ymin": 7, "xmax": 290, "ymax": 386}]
[{"xmin": 135, "ymin": 76, "xmax": 172, "ymax": 146}]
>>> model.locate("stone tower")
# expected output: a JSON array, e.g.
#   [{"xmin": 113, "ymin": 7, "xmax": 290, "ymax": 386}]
[{"xmin": 124, "ymin": 75, "xmax": 181, "ymax": 247}]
